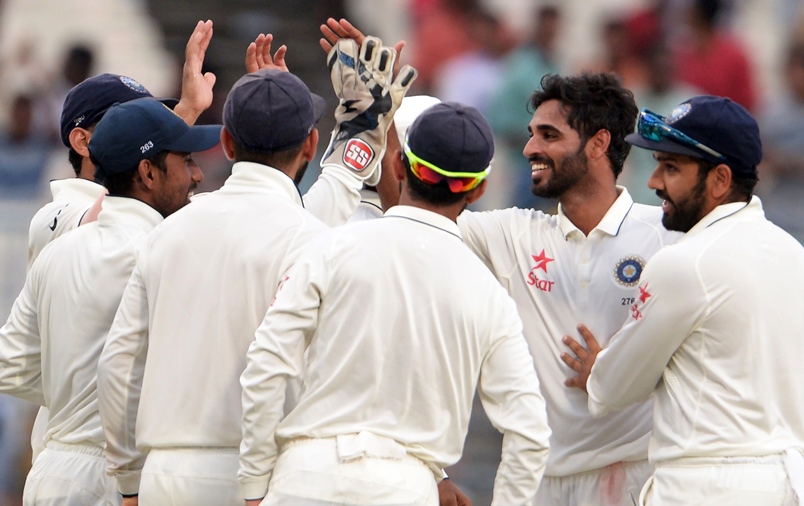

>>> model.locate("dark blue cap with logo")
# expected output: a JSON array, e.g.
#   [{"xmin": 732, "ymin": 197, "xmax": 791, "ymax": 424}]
[
  {"xmin": 223, "ymin": 69, "xmax": 327, "ymax": 152},
  {"xmin": 88, "ymin": 97, "xmax": 221, "ymax": 178},
  {"xmin": 626, "ymin": 95, "xmax": 762, "ymax": 176},
  {"xmin": 406, "ymin": 101, "xmax": 494, "ymax": 174},
  {"xmin": 60, "ymin": 73, "xmax": 178, "ymax": 148}
]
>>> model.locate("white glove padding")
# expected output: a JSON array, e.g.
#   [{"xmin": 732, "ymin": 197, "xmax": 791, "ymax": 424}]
[{"xmin": 322, "ymin": 36, "xmax": 417, "ymax": 182}]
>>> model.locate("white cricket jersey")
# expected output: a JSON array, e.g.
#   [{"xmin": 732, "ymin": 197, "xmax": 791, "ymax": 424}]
[
  {"xmin": 97, "ymin": 162, "xmax": 333, "ymax": 494},
  {"xmin": 28, "ymin": 178, "xmax": 104, "ymax": 267},
  {"xmin": 239, "ymin": 206, "xmax": 551, "ymax": 505},
  {"xmin": 347, "ymin": 188, "xmax": 383, "ymax": 223},
  {"xmin": 458, "ymin": 187, "xmax": 682, "ymax": 476},
  {"xmin": 587, "ymin": 197, "xmax": 804, "ymax": 463},
  {"xmin": 0, "ymin": 196, "xmax": 162, "ymax": 448}
]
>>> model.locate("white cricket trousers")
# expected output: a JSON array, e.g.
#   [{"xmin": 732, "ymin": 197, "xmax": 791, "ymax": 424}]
[
  {"xmin": 639, "ymin": 452, "xmax": 804, "ymax": 505},
  {"xmin": 22, "ymin": 441, "xmax": 119, "ymax": 506},
  {"xmin": 534, "ymin": 459, "xmax": 652, "ymax": 506},
  {"xmin": 139, "ymin": 447, "xmax": 240, "ymax": 506},
  {"xmin": 261, "ymin": 433, "xmax": 439, "ymax": 505}
]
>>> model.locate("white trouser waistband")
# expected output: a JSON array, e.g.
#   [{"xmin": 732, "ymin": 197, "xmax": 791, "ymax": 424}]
[
  {"xmin": 657, "ymin": 450, "xmax": 804, "ymax": 504},
  {"xmin": 45, "ymin": 440, "xmax": 105, "ymax": 458},
  {"xmin": 283, "ymin": 432, "xmax": 441, "ymax": 478}
]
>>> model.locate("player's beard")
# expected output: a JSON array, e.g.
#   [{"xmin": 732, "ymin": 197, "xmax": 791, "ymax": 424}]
[
  {"xmin": 657, "ymin": 176, "xmax": 707, "ymax": 232},
  {"xmin": 294, "ymin": 161, "xmax": 309, "ymax": 185},
  {"xmin": 530, "ymin": 146, "xmax": 589, "ymax": 199}
]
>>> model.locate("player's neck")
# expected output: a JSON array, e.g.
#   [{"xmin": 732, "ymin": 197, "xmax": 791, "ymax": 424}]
[{"xmin": 559, "ymin": 184, "xmax": 619, "ymax": 236}]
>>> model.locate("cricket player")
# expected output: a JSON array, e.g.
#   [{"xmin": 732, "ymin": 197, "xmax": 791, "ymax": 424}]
[
  {"xmin": 97, "ymin": 37, "xmax": 416, "ymax": 506},
  {"xmin": 0, "ymin": 97, "xmax": 221, "ymax": 505},
  {"xmin": 23, "ymin": 21, "xmax": 217, "ymax": 462},
  {"xmin": 239, "ymin": 101, "xmax": 550, "ymax": 506},
  {"xmin": 562, "ymin": 96, "xmax": 804, "ymax": 505}
]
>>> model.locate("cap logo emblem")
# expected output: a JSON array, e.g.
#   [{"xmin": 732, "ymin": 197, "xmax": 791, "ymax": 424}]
[
  {"xmin": 665, "ymin": 103, "xmax": 691, "ymax": 125},
  {"xmin": 343, "ymin": 138, "xmax": 374, "ymax": 172},
  {"xmin": 74, "ymin": 114, "xmax": 85, "ymax": 126},
  {"xmin": 119, "ymin": 75, "xmax": 148, "ymax": 93},
  {"xmin": 140, "ymin": 140, "xmax": 154, "ymax": 154}
]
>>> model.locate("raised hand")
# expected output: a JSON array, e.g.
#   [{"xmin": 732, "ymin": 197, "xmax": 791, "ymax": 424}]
[
  {"xmin": 174, "ymin": 20, "xmax": 217, "ymax": 125},
  {"xmin": 319, "ymin": 18, "xmax": 406, "ymax": 73},
  {"xmin": 321, "ymin": 36, "xmax": 417, "ymax": 182},
  {"xmin": 245, "ymin": 33, "xmax": 288, "ymax": 73}
]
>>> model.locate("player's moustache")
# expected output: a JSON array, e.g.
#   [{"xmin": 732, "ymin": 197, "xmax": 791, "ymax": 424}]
[
  {"xmin": 656, "ymin": 190, "xmax": 672, "ymax": 205},
  {"xmin": 528, "ymin": 155, "xmax": 553, "ymax": 167}
]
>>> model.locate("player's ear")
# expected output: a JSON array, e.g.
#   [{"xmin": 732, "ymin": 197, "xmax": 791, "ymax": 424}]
[
  {"xmin": 586, "ymin": 128, "xmax": 610, "ymax": 161},
  {"xmin": 393, "ymin": 150, "xmax": 406, "ymax": 182},
  {"xmin": 301, "ymin": 129, "xmax": 319, "ymax": 162},
  {"xmin": 220, "ymin": 128, "xmax": 236, "ymax": 161},
  {"xmin": 69, "ymin": 127, "xmax": 92, "ymax": 157}
]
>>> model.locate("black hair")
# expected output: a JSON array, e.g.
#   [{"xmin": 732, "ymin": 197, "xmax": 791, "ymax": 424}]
[
  {"xmin": 232, "ymin": 141, "xmax": 305, "ymax": 170},
  {"xmin": 90, "ymin": 150, "xmax": 169, "ymax": 196},
  {"xmin": 528, "ymin": 72, "xmax": 638, "ymax": 178},
  {"xmin": 403, "ymin": 156, "xmax": 466, "ymax": 206}
]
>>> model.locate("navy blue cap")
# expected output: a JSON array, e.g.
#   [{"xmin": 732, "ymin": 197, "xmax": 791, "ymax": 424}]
[
  {"xmin": 406, "ymin": 102, "xmax": 494, "ymax": 174},
  {"xmin": 60, "ymin": 73, "xmax": 178, "ymax": 148},
  {"xmin": 223, "ymin": 69, "xmax": 327, "ymax": 152},
  {"xmin": 88, "ymin": 97, "xmax": 221, "ymax": 177},
  {"xmin": 626, "ymin": 95, "xmax": 762, "ymax": 176}
]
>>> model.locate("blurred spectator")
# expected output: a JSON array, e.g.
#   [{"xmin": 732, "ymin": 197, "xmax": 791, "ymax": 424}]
[
  {"xmin": 486, "ymin": 5, "xmax": 561, "ymax": 210},
  {"xmin": 35, "ymin": 44, "xmax": 95, "ymax": 143},
  {"xmin": 432, "ymin": 9, "xmax": 511, "ymax": 112},
  {"xmin": 0, "ymin": 95, "xmax": 51, "ymax": 199},
  {"xmin": 673, "ymin": 0, "xmax": 756, "ymax": 111},
  {"xmin": 624, "ymin": 42, "xmax": 700, "ymax": 204},
  {"xmin": 410, "ymin": 0, "xmax": 479, "ymax": 92},
  {"xmin": 757, "ymin": 37, "xmax": 804, "ymax": 243}
]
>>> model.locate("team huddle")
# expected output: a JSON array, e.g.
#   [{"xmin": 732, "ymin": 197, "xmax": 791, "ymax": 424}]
[{"xmin": 1, "ymin": 16, "xmax": 803, "ymax": 506}]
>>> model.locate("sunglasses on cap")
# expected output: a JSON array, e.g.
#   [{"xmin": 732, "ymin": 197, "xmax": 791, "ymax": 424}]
[
  {"xmin": 403, "ymin": 141, "xmax": 491, "ymax": 193},
  {"xmin": 637, "ymin": 109, "xmax": 726, "ymax": 160}
]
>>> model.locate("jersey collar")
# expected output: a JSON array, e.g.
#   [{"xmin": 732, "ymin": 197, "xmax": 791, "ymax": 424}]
[
  {"xmin": 220, "ymin": 161, "xmax": 303, "ymax": 206},
  {"xmin": 384, "ymin": 205, "xmax": 462, "ymax": 240},
  {"xmin": 557, "ymin": 186, "xmax": 634, "ymax": 239},
  {"xmin": 686, "ymin": 195, "xmax": 763, "ymax": 237}
]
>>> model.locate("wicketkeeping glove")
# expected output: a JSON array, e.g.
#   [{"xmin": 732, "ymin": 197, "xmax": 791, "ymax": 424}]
[{"xmin": 321, "ymin": 36, "xmax": 417, "ymax": 184}]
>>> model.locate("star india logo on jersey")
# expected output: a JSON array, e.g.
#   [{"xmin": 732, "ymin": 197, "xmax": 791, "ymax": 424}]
[
  {"xmin": 527, "ymin": 249, "xmax": 555, "ymax": 292},
  {"xmin": 342, "ymin": 138, "xmax": 374, "ymax": 172}
]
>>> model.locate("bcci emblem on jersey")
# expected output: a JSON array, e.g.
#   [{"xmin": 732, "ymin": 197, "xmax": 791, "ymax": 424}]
[{"xmin": 613, "ymin": 256, "xmax": 645, "ymax": 287}]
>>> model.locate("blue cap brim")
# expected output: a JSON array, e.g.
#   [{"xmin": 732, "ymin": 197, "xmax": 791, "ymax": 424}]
[
  {"xmin": 165, "ymin": 125, "xmax": 222, "ymax": 153},
  {"xmin": 312, "ymin": 93, "xmax": 326, "ymax": 123},
  {"xmin": 625, "ymin": 132, "xmax": 714, "ymax": 161}
]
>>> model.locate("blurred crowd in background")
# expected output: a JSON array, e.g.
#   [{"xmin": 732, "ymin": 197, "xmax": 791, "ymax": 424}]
[{"xmin": 0, "ymin": 0, "xmax": 803, "ymax": 504}]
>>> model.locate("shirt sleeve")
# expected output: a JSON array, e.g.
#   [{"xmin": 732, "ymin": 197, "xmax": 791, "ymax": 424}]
[
  {"xmin": 238, "ymin": 248, "xmax": 326, "ymax": 501},
  {"xmin": 302, "ymin": 166, "xmax": 362, "ymax": 227},
  {"xmin": 478, "ymin": 298, "xmax": 551, "ymax": 506},
  {"xmin": 458, "ymin": 209, "xmax": 522, "ymax": 282},
  {"xmin": 97, "ymin": 265, "xmax": 150, "ymax": 496},
  {"xmin": 0, "ymin": 270, "xmax": 45, "ymax": 405},
  {"xmin": 587, "ymin": 247, "xmax": 707, "ymax": 417}
]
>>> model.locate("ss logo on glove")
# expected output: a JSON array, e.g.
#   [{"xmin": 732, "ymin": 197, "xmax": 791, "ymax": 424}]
[{"xmin": 343, "ymin": 139, "xmax": 374, "ymax": 172}]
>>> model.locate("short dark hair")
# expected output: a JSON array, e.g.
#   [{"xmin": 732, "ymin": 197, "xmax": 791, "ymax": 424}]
[
  {"xmin": 403, "ymin": 157, "xmax": 465, "ymax": 206},
  {"xmin": 694, "ymin": 158, "xmax": 757, "ymax": 200},
  {"xmin": 529, "ymin": 72, "xmax": 638, "ymax": 178},
  {"xmin": 232, "ymin": 141, "xmax": 304, "ymax": 170},
  {"xmin": 90, "ymin": 150, "xmax": 169, "ymax": 196}
]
